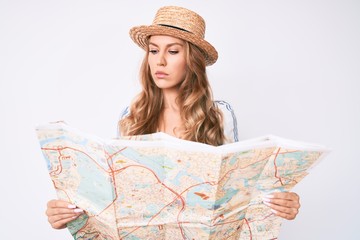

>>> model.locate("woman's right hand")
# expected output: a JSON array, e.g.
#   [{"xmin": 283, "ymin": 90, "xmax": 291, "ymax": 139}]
[{"xmin": 46, "ymin": 199, "xmax": 84, "ymax": 229}]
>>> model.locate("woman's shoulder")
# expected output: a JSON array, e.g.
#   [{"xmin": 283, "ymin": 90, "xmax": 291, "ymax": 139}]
[
  {"xmin": 214, "ymin": 100, "xmax": 239, "ymax": 143},
  {"xmin": 119, "ymin": 106, "xmax": 130, "ymax": 119},
  {"xmin": 214, "ymin": 100, "xmax": 235, "ymax": 112},
  {"xmin": 117, "ymin": 105, "xmax": 131, "ymax": 137}
]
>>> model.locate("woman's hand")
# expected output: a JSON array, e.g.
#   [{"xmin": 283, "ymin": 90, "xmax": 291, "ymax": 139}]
[
  {"xmin": 46, "ymin": 199, "xmax": 84, "ymax": 229},
  {"xmin": 263, "ymin": 192, "xmax": 300, "ymax": 220}
]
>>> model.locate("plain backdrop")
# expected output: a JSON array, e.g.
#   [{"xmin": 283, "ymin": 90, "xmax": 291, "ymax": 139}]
[{"xmin": 1, "ymin": 0, "xmax": 359, "ymax": 239}]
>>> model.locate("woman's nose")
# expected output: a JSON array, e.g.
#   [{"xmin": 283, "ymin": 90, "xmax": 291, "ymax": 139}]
[{"xmin": 157, "ymin": 52, "xmax": 166, "ymax": 66}]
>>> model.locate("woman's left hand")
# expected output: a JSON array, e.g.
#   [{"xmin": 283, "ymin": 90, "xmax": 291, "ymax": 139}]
[{"xmin": 263, "ymin": 192, "xmax": 300, "ymax": 220}]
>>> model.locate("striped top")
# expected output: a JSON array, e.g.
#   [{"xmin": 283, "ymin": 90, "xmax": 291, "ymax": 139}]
[{"xmin": 118, "ymin": 100, "xmax": 238, "ymax": 144}]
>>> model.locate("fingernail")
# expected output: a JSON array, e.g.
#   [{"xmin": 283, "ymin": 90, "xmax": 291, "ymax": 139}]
[
  {"xmin": 263, "ymin": 198, "xmax": 271, "ymax": 203},
  {"xmin": 68, "ymin": 204, "xmax": 77, "ymax": 209},
  {"xmin": 74, "ymin": 208, "xmax": 84, "ymax": 213},
  {"xmin": 263, "ymin": 201, "xmax": 271, "ymax": 207},
  {"xmin": 270, "ymin": 209, "xmax": 277, "ymax": 214},
  {"xmin": 265, "ymin": 195, "xmax": 274, "ymax": 198}
]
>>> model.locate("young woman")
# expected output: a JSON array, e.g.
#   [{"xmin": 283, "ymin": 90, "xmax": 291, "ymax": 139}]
[{"xmin": 46, "ymin": 5, "xmax": 300, "ymax": 231}]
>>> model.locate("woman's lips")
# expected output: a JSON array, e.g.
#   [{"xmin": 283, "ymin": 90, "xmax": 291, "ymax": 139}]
[{"xmin": 155, "ymin": 71, "xmax": 168, "ymax": 79}]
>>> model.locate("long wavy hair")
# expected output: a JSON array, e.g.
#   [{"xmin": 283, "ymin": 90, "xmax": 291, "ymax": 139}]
[{"xmin": 119, "ymin": 40, "xmax": 225, "ymax": 146}]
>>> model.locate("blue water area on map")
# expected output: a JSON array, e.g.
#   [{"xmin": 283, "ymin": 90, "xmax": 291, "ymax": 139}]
[
  {"xmin": 171, "ymin": 169, "xmax": 204, "ymax": 186},
  {"xmin": 229, "ymin": 152, "xmax": 245, "ymax": 165},
  {"xmin": 229, "ymin": 155, "xmax": 238, "ymax": 165},
  {"xmin": 67, "ymin": 213, "xmax": 89, "ymax": 235},
  {"xmin": 185, "ymin": 185, "xmax": 240, "ymax": 210},
  {"xmin": 145, "ymin": 203, "xmax": 161, "ymax": 218},
  {"xmin": 185, "ymin": 185, "xmax": 214, "ymax": 209},
  {"xmin": 76, "ymin": 154, "xmax": 115, "ymax": 215},
  {"xmin": 213, "ymin": 188, "xmax": 239, "ymax": 210},
  {"xmin": 243, "ymin": 178, "xmax": 250, "ymax": 187},
  {"xmin": 40, "ymin": 152, "xmax": 52, "ymax": 170},
  {"xmin": 275, "ymin": 152, "xmax": 309, "ymax": 173},
  {"xmin": 119, "ymin": 148, "xmax": 170, "ymax": 181}
]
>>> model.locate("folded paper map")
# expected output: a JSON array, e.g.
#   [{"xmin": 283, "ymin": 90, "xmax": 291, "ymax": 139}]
[{"xmin": 36, "ymin": 121, "xmax": 329, "ymax": 239}]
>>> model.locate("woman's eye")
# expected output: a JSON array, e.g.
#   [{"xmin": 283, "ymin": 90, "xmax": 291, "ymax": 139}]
[
  {"xmin": 149, "ymin": 50, "xmax": 158, "ymax": 54},
  {"xmin": 169, "ymin": 50, "xmax": 179, "ymax": 55}
]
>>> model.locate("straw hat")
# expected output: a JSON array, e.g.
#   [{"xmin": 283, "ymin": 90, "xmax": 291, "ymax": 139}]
[{"xmin": 129, "ymin": 6, "xmax": 218, "ymax": 66}]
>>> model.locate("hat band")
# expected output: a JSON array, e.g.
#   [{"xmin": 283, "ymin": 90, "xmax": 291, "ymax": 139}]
[{"xmin": 158, "ymin": 24, "xmax": 191, "ymax": 33}]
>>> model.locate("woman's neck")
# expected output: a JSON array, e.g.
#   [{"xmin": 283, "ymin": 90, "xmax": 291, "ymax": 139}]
[
  {"xmin": 159, "ymin": 89, "xmax": 184, "ymax": 137},
  {"xmin": 162, "ymin": 88, "xmax": 180, "ymax": 111}
]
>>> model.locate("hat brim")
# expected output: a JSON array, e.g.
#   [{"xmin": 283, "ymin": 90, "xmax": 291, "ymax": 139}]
[{"xmin": 129, "ymin": 25, "xmax": 218, "ymax": 66}]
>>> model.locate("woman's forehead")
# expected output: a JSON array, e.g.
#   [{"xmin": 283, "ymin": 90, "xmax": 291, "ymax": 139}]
[{"xmin": 148, "ymin": 35, "xmax": 185, "ymax": 45}]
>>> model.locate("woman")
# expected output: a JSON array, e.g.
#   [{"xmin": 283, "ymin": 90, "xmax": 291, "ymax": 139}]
[{"xmin": 46, "ymin": 5, "xmax": 300, "ymax": 231}]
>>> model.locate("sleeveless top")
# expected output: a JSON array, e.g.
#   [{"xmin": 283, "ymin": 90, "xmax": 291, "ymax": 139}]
[{"xmin": 118, "ymin": 100, "xmax": 238, "ymax": 144}]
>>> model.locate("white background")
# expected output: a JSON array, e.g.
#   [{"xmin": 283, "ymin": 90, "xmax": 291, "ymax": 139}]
[{"xmin": 1, "ymin": 0, "xmax": 359, "ymax": 239}]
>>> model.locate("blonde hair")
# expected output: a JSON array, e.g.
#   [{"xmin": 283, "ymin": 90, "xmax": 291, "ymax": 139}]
[{"xmin": 119, "ymin": 41, "xmax": 225, "ymax": 146}]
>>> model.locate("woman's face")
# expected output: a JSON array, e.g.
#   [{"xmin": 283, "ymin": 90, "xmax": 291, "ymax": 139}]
[{"xmin": 148, "ymin": 35, "xmax": 187, "ymax": 92}]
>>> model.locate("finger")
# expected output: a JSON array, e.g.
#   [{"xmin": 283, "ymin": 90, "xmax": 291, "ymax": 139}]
[
  {"xmin": 270, "ymin": 208, "xmax": 296, "ymax": 220},
  {"xmin": 264, "ymin": 197, "xmax": 300, "ymax": 209},
  {"xmin": 46, "ymin": 199, "xmax": 84, "ymax": 218},
  {"xmin": 264, "ymin": 192, "xmax": 300, "ymax": 209},
  {"xmin": 49, "ymin": 214, "xmax": 81, "ymax": 229},
  {"xmin": 267, "ymin": 192, "xmax": 299, "ymax": 201},
  {"xmin": 264, "ymin": 201, "xmax": 298, "ymax": 214},
  {"xmin": 263, "ymin": 201, "xmax": 299, "ymax": 220},
  {"xmin": 46, "ymin": 206, "xmax": 84, "ymax": 217},
  {"xmin": 49, "ymin": 213, "xmax": 79, "ymax": 224},
  {"xmin": 47, "ymin": 199, "xmax": 75, "ymax": 209}
]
